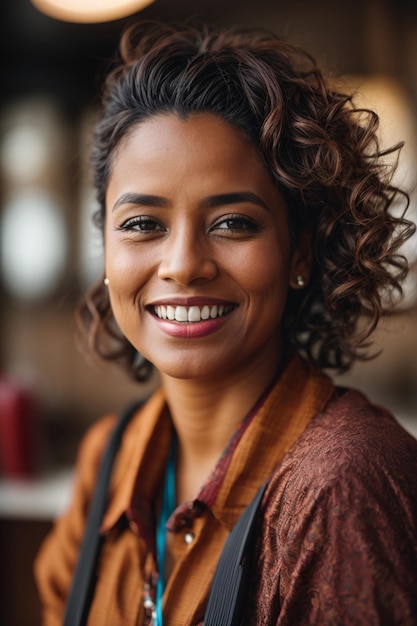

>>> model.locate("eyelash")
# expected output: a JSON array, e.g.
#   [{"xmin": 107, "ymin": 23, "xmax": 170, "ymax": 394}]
[
  {"xmin": 211, "ymin": 214, "xmax": 260, "ymax": 233},
  {"xmin": 119, "ymin": 216, "xmax": 165, "ymax": 233},
  {"xmin": 119, "ymin": 213, "xmax": 261, "ymax": 235}
]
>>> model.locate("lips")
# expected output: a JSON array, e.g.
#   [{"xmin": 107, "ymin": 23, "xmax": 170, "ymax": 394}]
[{"xmin": 152, "ymin": 303, "xmax": 235, "ymax": 323}]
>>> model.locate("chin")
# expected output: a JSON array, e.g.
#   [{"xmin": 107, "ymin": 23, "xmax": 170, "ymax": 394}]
[{"xmin": 149, "ymin": 355, "xmax": 228, "ymax": 382}]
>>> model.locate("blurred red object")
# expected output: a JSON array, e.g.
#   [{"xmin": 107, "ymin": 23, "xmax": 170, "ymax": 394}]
[{"xmin": 0, "ymin": 377, "xmax": 41, "ymax": 478}]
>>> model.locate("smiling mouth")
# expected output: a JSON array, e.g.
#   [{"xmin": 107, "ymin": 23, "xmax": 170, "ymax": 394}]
[{"xmin": 152, "ymin": 303, "xmax": 236, "ymax": 323}]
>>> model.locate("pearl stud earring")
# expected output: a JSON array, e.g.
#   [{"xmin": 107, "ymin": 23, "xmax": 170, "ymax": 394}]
[
  {"xmin": 296, "ymin": 275, "xmax": 305, "ymax": 287},
  {"xmin": 104, "ymin": 277, "xmax": 110, "ymax": 286}
]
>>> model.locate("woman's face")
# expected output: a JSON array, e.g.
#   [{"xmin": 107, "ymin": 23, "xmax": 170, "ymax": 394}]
[{"xmin": 104, "ymin": 113, "xmax": 308, "ymax": 381}]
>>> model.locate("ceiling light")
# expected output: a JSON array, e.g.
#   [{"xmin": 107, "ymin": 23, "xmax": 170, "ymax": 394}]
[{"xmin": 31, "ymin": 0, "xmax": 155, "ymax": 23}]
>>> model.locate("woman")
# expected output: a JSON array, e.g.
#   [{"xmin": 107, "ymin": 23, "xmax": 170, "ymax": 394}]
[{"xmin": 35, "ymin": 20, "xmax": 417, "ymax": 625}]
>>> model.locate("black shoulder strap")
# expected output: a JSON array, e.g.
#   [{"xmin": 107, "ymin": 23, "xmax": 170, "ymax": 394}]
[
  {"xmin": 63, "ymin": 399, "xmax": 144, "ymax": 626},
  {"xmin": 203, "ymin": 481, "xmax": 268, "ymax": 626}
]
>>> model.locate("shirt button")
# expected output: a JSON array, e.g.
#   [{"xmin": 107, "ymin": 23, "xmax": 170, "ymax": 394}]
[{"xmin": 184, "ymin": 531, "xmax": 195, "ymax": 545}]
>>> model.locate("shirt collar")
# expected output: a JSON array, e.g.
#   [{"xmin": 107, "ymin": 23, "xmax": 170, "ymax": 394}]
[
  {"xmin": 101, "ymin": 389, "xmax": 171, "ymax": 533},
  {"xmin": 210, "ymin": 354, "xmax": 336, "ymax": 528}
]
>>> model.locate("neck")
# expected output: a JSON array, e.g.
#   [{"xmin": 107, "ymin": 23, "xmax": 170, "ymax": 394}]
[{"xmin": 160, "ymin": 350, "xmax": 282, "ymax": 503}]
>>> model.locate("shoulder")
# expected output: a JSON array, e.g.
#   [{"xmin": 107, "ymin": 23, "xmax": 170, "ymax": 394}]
[
  {"xmin": 77, "ymin": 413, "xmax": 118, "ymax": 466},
  {"xmin": 265, "ymin": 388, "xmax": 417, "ymax": 524},
  {"xmin": 75, "ymin": 391, "xmax": 163, "ymax": 480},
  {"xmin": 284, "ymin": 389, "xmax": 417, "ymax": 483}
]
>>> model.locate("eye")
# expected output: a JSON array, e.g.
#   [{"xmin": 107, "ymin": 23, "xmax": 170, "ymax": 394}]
[
  {"xmin": 119, "ymin": 216, "xmax": 165, "ymax": 233},
  {"xmin": 211, "ymin": 214, "xmax": 260, "ymax": 234}
]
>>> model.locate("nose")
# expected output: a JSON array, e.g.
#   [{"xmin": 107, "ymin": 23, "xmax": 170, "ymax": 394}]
[{"xmin": 157, "ymin": 227, "xmax": 218, "ymax": 285}]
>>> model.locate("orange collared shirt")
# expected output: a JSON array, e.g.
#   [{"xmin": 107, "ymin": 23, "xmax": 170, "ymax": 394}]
[
  {"xmin": 35, "ymin": 354, "xmax": 335, "ymax": 626},
  {"xmin": 36, "ymin": 354, "xmax": 417, "ymax": 625}
]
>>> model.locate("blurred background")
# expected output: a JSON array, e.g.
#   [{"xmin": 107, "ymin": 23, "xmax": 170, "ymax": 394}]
[{"xmin": 0, "ymin": 0, "xmax": 416, "ymax": 624}]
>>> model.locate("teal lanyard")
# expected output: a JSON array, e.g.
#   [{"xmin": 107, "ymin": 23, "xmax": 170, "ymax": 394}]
[{"xmin": 155, "ymin": 441, "xmax": 176, "ymax": 626}]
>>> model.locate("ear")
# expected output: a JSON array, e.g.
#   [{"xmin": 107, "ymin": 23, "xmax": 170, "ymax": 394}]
[{"xmin": 288, "ymin": 230, "xmax": 313, "ymax": 290}]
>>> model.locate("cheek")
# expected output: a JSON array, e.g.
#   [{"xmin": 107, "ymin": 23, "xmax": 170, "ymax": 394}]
[
  {"xmin": 105, "ymin": 236, "xmax": 150, "ymax": 296},
  {"xmin": 229, "ymin": 239, "xmax": 290, "ymax": 299},
  {"xmin": 104, "ymin": 255, "xmax": 152, "ymax": 336}
]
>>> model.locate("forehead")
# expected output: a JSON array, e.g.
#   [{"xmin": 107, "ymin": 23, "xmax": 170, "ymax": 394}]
[
  {"xmin": 115, "ymin": 112, "xmax": 253, "ymax": 155},
  {"xmin": 108, "ymin": 112, "xmax": 274, "ymax": 192}
]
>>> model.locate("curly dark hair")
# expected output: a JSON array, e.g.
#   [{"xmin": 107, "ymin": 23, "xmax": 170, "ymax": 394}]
[{"xmin": 77, "ymin": 19, "xmax": 415, "ymax": 381}]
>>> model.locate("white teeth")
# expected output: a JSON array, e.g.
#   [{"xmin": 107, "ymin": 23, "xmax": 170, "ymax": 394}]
[
  {"xmin": 174, "ymin": 306, "xmax": 188, "ymax": 322},
  {"xmin": 210, "ymin": 305, "xmax": 218, "ymax": 319},
  {"xmin": 188, "ymin": 306, "xmax": 201, "ymax": 322},
  {"xmin": 201, "ymin": 305, "xmax": 210, "ymax": 320},
  {"xmin": 153, "ymin": 303, "xmax": 233, "ymax": 323}
]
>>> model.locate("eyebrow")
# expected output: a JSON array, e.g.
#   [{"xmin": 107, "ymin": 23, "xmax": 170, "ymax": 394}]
[
  {"xmin": 111, "ymin": 191, "xmax": 270, "ymax": 213},
  {"xmin": 112, "ymin": 192, "xmax": 170, "ymax": 212},
  {"xmin": 200, "ymin": 192, "xmax": 270, "ymax": 212}
]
